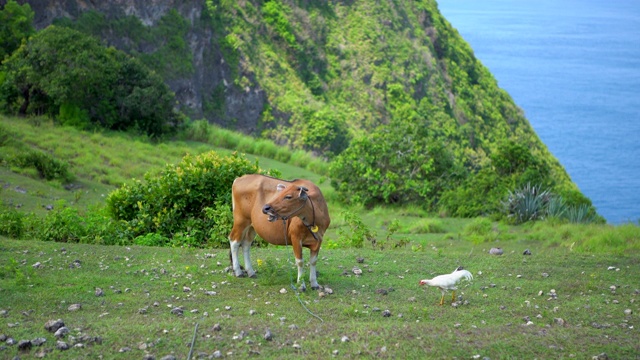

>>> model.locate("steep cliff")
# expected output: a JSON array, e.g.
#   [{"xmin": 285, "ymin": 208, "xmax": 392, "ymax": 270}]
[{"xmin": 7, "ymin": 0, "xmax": 266, "ymax": 133}]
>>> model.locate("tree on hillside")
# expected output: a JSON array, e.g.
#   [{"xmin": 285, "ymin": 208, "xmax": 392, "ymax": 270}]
[
  {"xmin": 0, "ymin": 0, "xmax": 35, "ymax": 61},
  {"xmin": 0, "ymin": 25, "xmax": 182, "ymax": 137}
]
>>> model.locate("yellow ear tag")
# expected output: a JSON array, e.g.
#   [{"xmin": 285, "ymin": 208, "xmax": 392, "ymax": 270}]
[{"xmin": 311, "ymin": 225, "xmax": 319, "ymax": 233}]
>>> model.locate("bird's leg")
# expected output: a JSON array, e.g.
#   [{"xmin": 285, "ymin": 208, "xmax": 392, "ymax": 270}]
[
  {"xmin": 439, "ymin": 290, "xmax": 445, "ymax": 306},
  {"xmin": 451, "ymin": 290, "xmax": 456, "ymax": 303}
]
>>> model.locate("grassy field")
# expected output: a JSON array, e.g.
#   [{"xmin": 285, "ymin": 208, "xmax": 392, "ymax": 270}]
[
  {"xmin": 1, "ymin": 238, "xmax": 638, "ymax": 359},
  {"xmin": 1, "ymin": 115, "xmax": 639, "ymax": 358}
]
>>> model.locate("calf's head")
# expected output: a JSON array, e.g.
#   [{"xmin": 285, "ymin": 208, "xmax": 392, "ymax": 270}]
[{"xmin": 262, "ymin": 183, "xmax": 309, "ymax": 222}]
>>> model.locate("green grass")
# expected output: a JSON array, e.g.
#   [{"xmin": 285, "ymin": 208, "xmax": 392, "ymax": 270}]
[
  {"xmin": 1, "ymin": 115, "xmax": 640, "ymax": 358},
  {"xmin": 0, "ymin": 238, "xmax": 638, "ymax": 359}
]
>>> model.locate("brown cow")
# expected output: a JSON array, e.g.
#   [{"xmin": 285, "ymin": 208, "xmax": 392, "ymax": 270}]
[{"xmin": 229, "ymin": 174, "xmax": 330, "ymax": 290}]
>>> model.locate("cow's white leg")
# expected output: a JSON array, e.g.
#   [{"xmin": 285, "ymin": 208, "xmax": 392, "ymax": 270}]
[
  {"xmin": 241, "ymin": 239, "xmax": 256, "ymax": 278},
  {"xmin": 229, "ymin": 240, "xmax": 244, "ymax": 277},
  {"xmin": 296, "ymin": 257, "xmax": 306, "ymax": 291},
  {"xmin": 309, "ymin": 252, "xmax": 319, "ymax": 290}
]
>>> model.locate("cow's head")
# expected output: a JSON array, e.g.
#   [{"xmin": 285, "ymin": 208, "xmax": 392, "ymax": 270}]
[{"xmin": 262, "ymin": 183, "xmax": 309, "ymax": 222}]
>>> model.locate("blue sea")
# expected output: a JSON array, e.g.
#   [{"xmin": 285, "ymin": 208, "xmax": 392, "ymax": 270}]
[{"xmin": 437, "ymin": 0, "xmax": 640, "ymax": 224}]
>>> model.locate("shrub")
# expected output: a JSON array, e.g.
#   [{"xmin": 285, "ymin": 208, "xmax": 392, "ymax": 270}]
[
  {"xmin": 182, "ymin": 119, "xmax": 211, "ymax": 143},
  {"xmin": 106, "ymin": 151, "xmax": 270, "ymax": 247},
  {"xmin": 0, "ymin": 206, "xmax": 24, "ymax": 238},
  {"xmin": 0, "ymin": 26, "xmax": 181, "ymax": 137},
  {"xmin": 408, "ymin": 218, "xmax": 446, "ymax": 234},
  {"xmin": 337, "ymin": 211, "xmax": 377, "ymax": 248},
  {"xmin": 11, "ymin": 149, "xmax": 73, "ymax": 182}
]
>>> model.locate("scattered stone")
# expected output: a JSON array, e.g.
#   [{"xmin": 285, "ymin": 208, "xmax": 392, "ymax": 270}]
[
  {"xmin": 332, "ymin": 350, "xmax": 339, "ymax": 356},
  {"xmin": 324, "ymin": 287, "xmax": 334, "ymax": 295},
  {"xmin": 352, "ymin": 267, "xmax": 363, "ymax": 275},
  {"xmin": 382, "ymin": 310, "xmax": 391, "ymax": 317},
  {"xmin": 143, "ymin": 355, "xmax": 156, "ymax": 360},
  {"xmin": 279, "ymin": 288, "xmax": 287, "ymax": 294},
  {"xmin": 170, "ymin": 307, "xmax": 183, "ymax": 316},
  {"xmin": 212, "ymin": 323, "xmax": 221, "ymax": 332},
  {"xmin": 249, "ymin": 309, "xmax": 256, "ymax": 315},
  {"xmin": 95, "ymin": 288, "xmax": 104, "ymax": 297},
  {"xmin": 292, "ymin": 342, "xmax": 301, "ymax": 350},
  {"xmin": 45, "ymin": 204, "xmax": 54, "ymax": 210},
  {"xmin": 264, "ymin": 329, "xmax": 273, "ymax": 341},
  {"xmin": 341, "ymin": 336, "xmax": 350, "ymax": 343},
  {"xmin": 624, "ymin": 309, "xmax": 632, "ymax": 315},
  {"xmin": 56, "ymin": 341, "xmax": 69, "ymax": 350},
  {"xmin": 32, "ymin": 262, "xmax": 42, "ymax": 269},
  {"xmin": 17, "ymin": 339, "xmax": 32, "ymax": 351},
  {"xmin": 356, "ymin": 257, "xmax": 365, "ymax": 263},
  {"xmin": 160, "ymin": 355, "xmax": 177, "ymax": 360},
  {"xmin": 554, "ymin": 318, "xmax": 566, "ymax": 327},
  {"xmin": 212, "ymin": 350, "xmax": 222, "ymax": 358},
  {"xmin": 408, "ymin": 297, "xmax": 416, "ymax": 302},
  {"xmin": 44, "ymin": 319, "xmax": 65, "ymax": 333},
  {"xmin": 489, "ymin": 247, "xmax": 503, "ymax": 255},
  {"xmin": 6, "ymin": 337, "xmax": 15, "ymax": 345},
  {"xmin": 183, "ymin": 286, "xmax": 191, "ymax": 292},
  {"xmin": 592, "ymin": 353, "xmax": 609, "ymax": 360},
  {"xmin": 288, "ymin": 324, "xmax": 298, "ymax": 330},
  {"xmin": 542, "ymin": 273, "xmax": 549, "ymax": 278},
  {"xmin": 138, "ymin": 307, "xmax": 148, "ymax": 314},
  {"xmin": 376, "ymin": 288, "xmax": 388, "ymax": 295},
  {"xmin": 0, "ymin": 310, "xmax": 7, "ymax": 317},
  {"xmin": 54, "ymin": 327, "xmax": 70, "ymax": 338},
  {"xmin": 119, "ymin": 347, "xmax": 131, "ymax": 353},
  {"xmin": 523, "ymin": 249, "xmax": 532, "ymax": 255},
  {"xmin": 68, "ymin": 304, "xmax": 81, "ymax": 312}
]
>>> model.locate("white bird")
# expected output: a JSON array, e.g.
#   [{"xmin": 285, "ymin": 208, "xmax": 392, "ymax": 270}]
[{"xmin": 419, "ymin": 267, "xmax": 473, "ymax": 305}]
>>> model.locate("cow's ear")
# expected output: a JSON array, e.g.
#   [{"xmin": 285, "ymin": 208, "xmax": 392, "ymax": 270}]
[{"xmin": 276, "ymin": 184, "xmax": 286, "ymax": 192}]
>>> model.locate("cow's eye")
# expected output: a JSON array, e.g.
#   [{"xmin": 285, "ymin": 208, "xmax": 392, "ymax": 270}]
[{"xmin": 284, "ymin": 195, "xmax": 293, "ymax": 199}]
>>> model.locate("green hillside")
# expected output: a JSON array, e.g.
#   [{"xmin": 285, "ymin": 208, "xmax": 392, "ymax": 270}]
[{"xmin": 0, "ymin": 0, "xmax": 597, "ymax": 217}]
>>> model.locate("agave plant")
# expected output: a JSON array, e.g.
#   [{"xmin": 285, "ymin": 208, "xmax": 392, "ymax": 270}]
[
  {"xmin": 565, "ymin": 204, "xmax": 597, "ymax": 224},
  {"xmin": 546, "ymin": 196, "xmax": 568, "ymax": 220},
  {"xmin": 503, "ymin": 183, "xmax": 551, "ymax": 224}
]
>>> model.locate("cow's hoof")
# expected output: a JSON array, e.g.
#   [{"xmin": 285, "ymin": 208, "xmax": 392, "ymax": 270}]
[
  {"xmin": 249, "ymin": 273, "xmax": 257, "ymax": 279},
  {"xmin": 300, "ymin": 283, "xmax": 307, "ymax": 292},
  {"xmin": 235, "ymin": 272, "xmax": 246, "ymax": 278},
  {"xmin": 311, "ymin": 285, "xmax": 320, "ymax": 290}
]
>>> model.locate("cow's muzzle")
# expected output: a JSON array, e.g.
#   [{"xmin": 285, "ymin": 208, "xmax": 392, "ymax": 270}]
[{"xmin": 262, "ymin": 204, "xmax": 278, "ymax": 222}]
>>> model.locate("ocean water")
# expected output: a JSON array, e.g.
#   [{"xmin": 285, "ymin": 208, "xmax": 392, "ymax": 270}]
[{"xmin": 437, "ymin": 0, "xmax": 640, "ymax": 224}]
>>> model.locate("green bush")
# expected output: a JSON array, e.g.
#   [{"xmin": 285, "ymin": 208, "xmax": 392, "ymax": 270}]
[
  {"xmin": 11, "ymin": 150, "xmax": 73, "ymax": 182},
  {"xmin": 0, "ymin": 206, "xmax": 25, "ymax": 238},
  {"xmin": 106, "ymin": 151, "xmax": 270, "ymax": 247},
  {"xmin": 134, "ymin": 233, "xmax": 170, "ymax": 247},
  {"xmin": 337, "ymin": 211, "xmax": 377, "ymax": 248},
  {"xmin": 0, "ymin": 26, "xmax": 181, "ymax": 137},
  {"xmin": 182, "ymin": 119, "xmax": 211, "ymax": 142}
]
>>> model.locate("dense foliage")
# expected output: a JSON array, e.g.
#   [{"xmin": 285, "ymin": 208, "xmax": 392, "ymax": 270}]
[
  {"xmin": 0, "ymin": 0, "xmax": 599, "ymax": 219},
  {"xmin": 0, "ymin": 0, "xmax": 34, "ymax": 61},
  {"xmin": 0, "ymin": 25, "xmax": 181, "ymax": 137},
  {"xmin": 106, "ymin": 151, "xmax": 273, "ymax": 248}
]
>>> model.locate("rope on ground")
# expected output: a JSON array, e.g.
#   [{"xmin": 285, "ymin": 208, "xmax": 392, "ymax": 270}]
[
  {"xmin": 187, "ymin": 322, "xmax": 199, "ymax": 360},
  {"xmin": 282, "ymin": 219, "xmax": 324, "ymax": 322}
]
